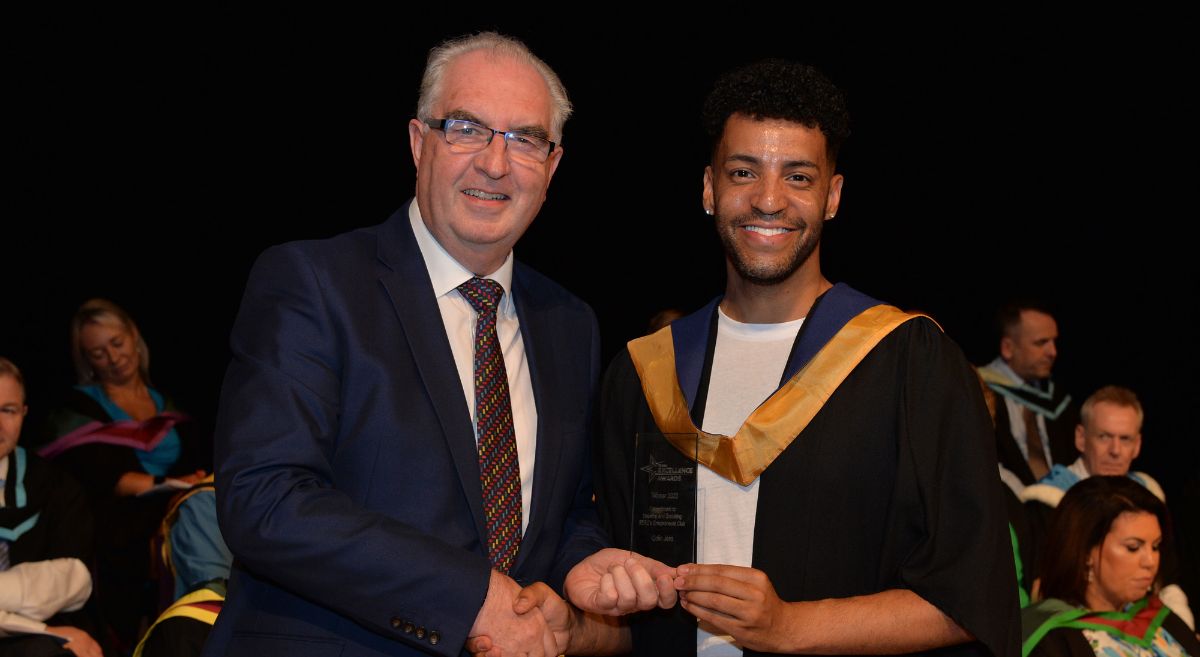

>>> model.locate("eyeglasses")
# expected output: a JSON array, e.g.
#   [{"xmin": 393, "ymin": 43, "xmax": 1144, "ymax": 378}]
[{"xmin": 424, "ymin": 118, "xmax": 556, "ymax": 163}]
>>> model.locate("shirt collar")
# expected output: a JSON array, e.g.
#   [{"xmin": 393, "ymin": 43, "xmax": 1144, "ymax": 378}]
[
  {"xmin": 409, "ymin": 200, "xmax": 516, "ymax": 316},
  {"xmin": 989, "ymin": 357, "xmax": 1033, "ymax": 387}
]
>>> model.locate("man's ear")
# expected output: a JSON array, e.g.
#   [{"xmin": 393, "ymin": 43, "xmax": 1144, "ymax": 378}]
[{"xmin": 408, "ymin": 119, "xmax": 427, "ymax": 171}]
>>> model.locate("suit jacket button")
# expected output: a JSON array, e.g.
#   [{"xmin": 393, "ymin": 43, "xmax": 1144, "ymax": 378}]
[
  {"xmin": 415, "ymin": 626, "xmax": 426, "ymax": 639},
  {"xmin": 390, "ymin": 617, "xmax": 402, "ymax": 629},
  {"xmin": 403, "ymin": 621, "xmax": 415, "ymax": 634},
  {"xmin": 429, "ymin": 631, "xmax": 440, "ymax": 645}
]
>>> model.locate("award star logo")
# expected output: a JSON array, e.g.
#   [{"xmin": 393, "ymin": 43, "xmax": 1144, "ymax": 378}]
[{"xmin": 641, "ymin": 455, "xmax": 693, "ymax": 483}]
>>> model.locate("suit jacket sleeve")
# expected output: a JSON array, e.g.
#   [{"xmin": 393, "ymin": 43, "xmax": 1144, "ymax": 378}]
[
  {"xmin": 214, "ymin": 243, "xmax": 490, "ymax": 655},
  {"xmin": 546, "ymin": 310, "xmax": 610, "ymax": 591}
]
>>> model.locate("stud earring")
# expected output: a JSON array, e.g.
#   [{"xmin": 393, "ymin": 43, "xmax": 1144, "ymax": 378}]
[{"xmin": 705, "ymin": 208, "xmax": 713, "ymax": 215}]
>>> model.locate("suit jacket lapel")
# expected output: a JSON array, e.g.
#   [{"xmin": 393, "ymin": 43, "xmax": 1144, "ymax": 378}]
[
  {"xmin": 375, "ymin": 205, "xmax": 488, "ymax": 545},
  {"xmin": 509, "ymin": 269, "xmax": 564, "ymax": 573}
]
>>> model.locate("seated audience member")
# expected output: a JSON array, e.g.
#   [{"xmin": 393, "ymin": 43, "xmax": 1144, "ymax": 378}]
[
  {"xmin": 37, "ymin": 299, "xmax": 210, "ymax": 650},
  {"xmin": 979, "ymin": 369, "xmax": 1036, "ymax": 606},
  {"xmin": 1022, "ymin": 386, "xmax": 1162, "ymax": 506},
  {"xmin": 0, "ymin": 357, "xmax": 102, "ymax": 657},
  {"xmin": 134, "ymin": 475, "xmax": 230, "ymax": 657},
  {"xmin": 160, "ymin": 474, "xmax": 230, "ymax": 601},
  {"xmin": 979, "ymin": 301, "xmax": 1078, "ymax": 488},
  {"xmin": 1022, "ymin": 476, "xmax": 1199, "ymax": 657},
  {"xmin": 1021, "ymin": 385, "xmax": 1191, "ymax": 628}
]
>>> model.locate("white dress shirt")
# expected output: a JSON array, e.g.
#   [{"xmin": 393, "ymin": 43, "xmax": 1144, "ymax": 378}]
[
  {"xmin": 408, "ymin": 202, "xmax": 536, "ymax": 534},
  {"xmin": 991, "ymin": 359, "xmax": 1053, "ymax": 468}
]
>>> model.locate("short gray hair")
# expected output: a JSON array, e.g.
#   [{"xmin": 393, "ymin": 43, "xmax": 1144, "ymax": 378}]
[
  {"xmin": 1080, "ymin": 385, "xmax": 1144, "ymax": 431},
  {"xmin": 416, "ymin": 31, "xmax": 572, "ymax": 142}
]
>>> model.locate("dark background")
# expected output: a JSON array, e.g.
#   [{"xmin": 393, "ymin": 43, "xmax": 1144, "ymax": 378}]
[{"xmin": 8, "ymin": 16, "xmax": 1196, "ymax": 502}]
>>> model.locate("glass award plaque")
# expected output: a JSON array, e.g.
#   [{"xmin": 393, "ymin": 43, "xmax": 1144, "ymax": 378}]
[{"xmin": 631, "ymin": 432, "xmax": 698, "ymax": 565}]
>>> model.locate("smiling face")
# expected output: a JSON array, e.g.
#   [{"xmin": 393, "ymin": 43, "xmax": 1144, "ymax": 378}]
[
  {"xmin": 80, "ymin": 319, "xmax": 142, "ymax": 387},
  {"xmin": 408, "ymin": 49, "xmax": 562, "ymax": 275},
  {"xmin": 703, "ymin": 114, "xmax": 842, "ymax": 287},
  {"xmin": 1086, "ymin": 511, "xmax": 1161, "ymax": 611}
]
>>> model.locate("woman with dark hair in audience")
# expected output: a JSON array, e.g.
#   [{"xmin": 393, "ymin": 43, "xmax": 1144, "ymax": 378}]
[
  {"xmin": 38, "ymin": 299, "xmax": 209, "ymax": 652},
  {"xmin": 1022, "ymin": 476, "xmax": 1198, "ymax": 657}
]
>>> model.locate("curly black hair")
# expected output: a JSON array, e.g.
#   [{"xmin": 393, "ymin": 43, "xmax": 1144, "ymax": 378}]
[{"xmin": 702, "ymin": 59, "xmax": 850, "ymax": 164}]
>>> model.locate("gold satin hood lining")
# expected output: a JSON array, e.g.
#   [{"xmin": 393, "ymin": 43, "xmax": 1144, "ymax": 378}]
[{"xmin": 627, "ymin": 304, "xmax": 924, "ymax": 485}]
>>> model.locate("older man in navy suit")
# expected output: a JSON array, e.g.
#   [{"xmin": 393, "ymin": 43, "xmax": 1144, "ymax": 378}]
[{"xmin": 204, "ymin": 33, "xmax": 672, "ymax": 657}]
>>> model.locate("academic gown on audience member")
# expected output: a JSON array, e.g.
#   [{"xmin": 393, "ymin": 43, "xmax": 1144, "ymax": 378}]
[
  {"xmin": 38, "ymin": 385, "xmax": 212, "ymax": 648},
  {"xmin": 1, "ymin": 447, "xmax": 100, "ymax": 655},
  {"xmin": 595, "ymin": 285, "xmax": 1021, "ymax": 657},
  {"xmin": 1021, "ymin": 596, "xmax": 1200, "ymax": 657}
]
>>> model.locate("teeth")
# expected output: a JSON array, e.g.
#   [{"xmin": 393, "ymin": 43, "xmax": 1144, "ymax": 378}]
[
  {"xmin": 464, "ymin": 189, "xmax": 507, "ymax": 201},
  {"xmin": 744, "ymin": 226, "xmax": 791, "ymax": 236}
]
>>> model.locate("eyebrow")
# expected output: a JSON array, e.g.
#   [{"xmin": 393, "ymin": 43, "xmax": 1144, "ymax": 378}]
[
  {"xmin": 444, "ymin": 109, "xmax": 550, "ymax": 140},
  {"xmin": 725, "ymin": 154, "xmax": 821, "ymax": 169}
]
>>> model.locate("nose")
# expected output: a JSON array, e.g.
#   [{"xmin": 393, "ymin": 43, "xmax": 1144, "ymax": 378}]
[
  {"xmin": 1045, "ymin": 340, "xmax": 1057, "ymax": 360},
  {"xmin": 750, "ymin": 176, "xmax": 786, "ymax": 217},
  {"xmin": 474, "ymin": 133, "xmax": 511, "ymax": 180},
  {"xmin": 1142, "ymin": 548, "xmax": 1160, "ymax": 571}
]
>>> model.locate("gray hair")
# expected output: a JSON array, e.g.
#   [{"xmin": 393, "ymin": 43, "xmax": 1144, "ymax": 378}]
[
  {"xmin": 416, "ymin": 31, "xmax": 572, "ymax": 142},
  {"xmin": 1080, "ymin": 385, "xmax": 1144, "ymax": 431}
]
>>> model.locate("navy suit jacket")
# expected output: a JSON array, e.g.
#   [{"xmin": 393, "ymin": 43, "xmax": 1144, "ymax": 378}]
[{"xmin": 203, "ymin": 204, "xmax": 608, "ymax": 657}]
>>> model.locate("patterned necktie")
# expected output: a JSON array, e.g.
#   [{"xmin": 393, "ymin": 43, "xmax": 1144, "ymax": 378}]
[
  {"xmin": 458, "ymin": 277, "xmax": 521, "ymax": 572},
  {"xmin": 1023, "ymin": 406, "xmax": 1050, "ymax": 481}
]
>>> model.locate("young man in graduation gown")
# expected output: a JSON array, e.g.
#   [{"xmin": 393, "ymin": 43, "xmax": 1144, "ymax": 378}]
[{"xmin": 594, "ymin": 60, "xmax": 1021, "ymax": 657}]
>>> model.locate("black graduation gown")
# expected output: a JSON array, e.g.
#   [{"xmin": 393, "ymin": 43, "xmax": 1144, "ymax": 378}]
[
  {"xmin": 597, "ymin": 313, "xmax": 1020, "ymax": 657},
  {"xmin": 1024, "ymin": 607, "xmax": 1199, "ymax": 657},
  {"xmin": 0, "ymin": 450, "xmax": 101, "ymax": 653}
]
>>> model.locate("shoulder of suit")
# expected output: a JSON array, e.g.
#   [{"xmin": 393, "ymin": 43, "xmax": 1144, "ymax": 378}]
[
  {"xmin": 513, "ymin": 260, "xmax": 594, "ymax": 316},
  {"xmin": 253, "ymin": 223, "xmax": 383, "ymax": 275}
]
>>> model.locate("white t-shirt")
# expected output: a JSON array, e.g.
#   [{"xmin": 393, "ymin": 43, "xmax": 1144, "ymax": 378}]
[{"xmin": 697, "ymin": 308, "xmax": 804, "ymax": 657}]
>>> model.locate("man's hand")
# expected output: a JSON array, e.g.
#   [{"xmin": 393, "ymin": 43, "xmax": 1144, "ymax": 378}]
[
  {"xmin": 673, "ymin": 563, "xmax": 795, "ymax": 653},
  {"xmin": 565, "ymin": 548, "xmax": 677, "ymax": 615},
  {"xmin": 469, "ymin": 570, "xmax": 558, "ymax": 657},
  {"xmin": 45, "ymin": 626, "xmax": 103, "ymax": 657},
  {"xmin": 467, "ymin": 583, "xmax": 575, "ymax": 657},
  {"xmin": 677, "ymin": 565, "xmax": 974, "ymax": 654}
]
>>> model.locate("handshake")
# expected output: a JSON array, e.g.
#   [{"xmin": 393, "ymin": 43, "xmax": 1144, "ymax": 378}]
[{"xmin": 467, "ymin": 548, "xmax": 677, "ymax": 657}]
